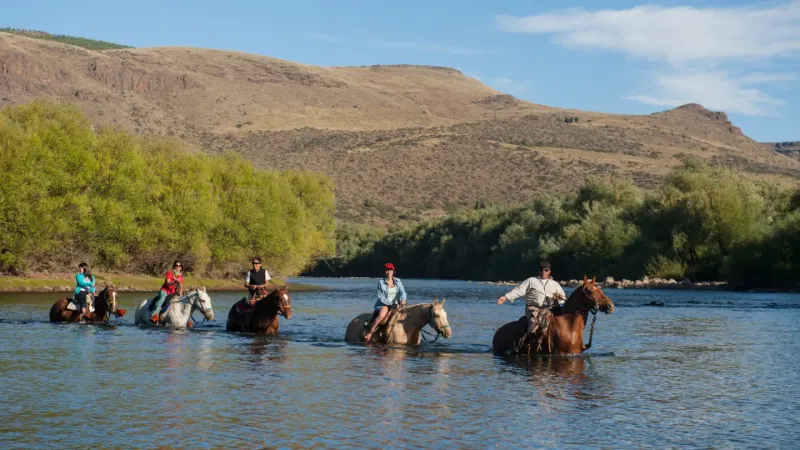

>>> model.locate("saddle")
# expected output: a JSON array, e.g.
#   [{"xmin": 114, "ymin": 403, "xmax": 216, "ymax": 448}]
[
  {"xmin": 66, "ymin": 296, "xmax": 95, "ymax": 314},
  {"xmin": 364, "ymin": 305, "xmax": 402, "ymax": 339},
  {"xmin": 235, "ymin": 290, "xmax": 269, "ymax": 315},
  {"xmin": 516, "ymin": 308, "xmax": 554, "ymax": 353},
  {"xmin": 148, "ymin": 293, "xmax": 180, "ymax": 315}
]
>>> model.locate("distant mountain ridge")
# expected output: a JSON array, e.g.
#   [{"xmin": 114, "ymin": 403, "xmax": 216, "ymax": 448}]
[{"xmin": 1, "ymin": 31, "xmax": 798, "ymax": 224}]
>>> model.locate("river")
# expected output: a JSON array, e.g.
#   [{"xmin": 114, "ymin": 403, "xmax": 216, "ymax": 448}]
[{"xmin": 1, "ymin": 278, "xmax": 799, "ymax": 448}]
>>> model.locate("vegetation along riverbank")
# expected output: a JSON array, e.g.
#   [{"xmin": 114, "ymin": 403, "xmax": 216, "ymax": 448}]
[
  {"xmin": 307, "ymin": 161, "xmax": 800, "ymax": 291},
  {"xmin": 2, "ymin": 101, "xmax": 798, "ymax": 293},
  {"xmin": 0, "ymin": 101, "xmax": 336, "ymax": 281}
]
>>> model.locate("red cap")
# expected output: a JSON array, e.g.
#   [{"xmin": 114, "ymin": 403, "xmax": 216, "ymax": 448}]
[{"xmin": 384, "ymin": 263, "xmax": 395, "ymax": 271}]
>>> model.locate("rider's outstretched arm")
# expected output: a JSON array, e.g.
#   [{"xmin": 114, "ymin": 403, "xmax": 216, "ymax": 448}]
[{"xmin": 500, "ymin": 278, "xmax": 532, "ymax": 304}]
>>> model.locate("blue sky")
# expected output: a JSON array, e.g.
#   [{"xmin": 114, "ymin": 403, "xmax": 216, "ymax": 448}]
[{"xmin": 4, "ymin": 0, "xmax": 799, "ymax": 141}]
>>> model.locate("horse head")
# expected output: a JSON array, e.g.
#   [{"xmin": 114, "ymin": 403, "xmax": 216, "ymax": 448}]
[
  {"xmin": 575, "ymin": 276, "xmax": 615, "ymax": 314},
  {"xmin": 195, "ymin": 287, "xmax": 215, "ymax": 320},
  {"xmin": 102, "ymin": 284, "xmax": 121, "ymax": 316},
  {"xmin": 429, "ymin": 299, "xmax": 452, "ymax": 339},
  {"xmin": 274, "ymin": 285, "xmax": 292, "ymax": 319}
]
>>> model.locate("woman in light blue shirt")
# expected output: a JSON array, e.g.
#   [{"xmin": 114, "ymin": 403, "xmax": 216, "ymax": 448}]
[
  {"xmin": 74, "ymin": 262, "xmax": 96, "ymax": 319},
  {"xmin": 363, "ymin": 262, "xmax": 407, "ymax": 341}
]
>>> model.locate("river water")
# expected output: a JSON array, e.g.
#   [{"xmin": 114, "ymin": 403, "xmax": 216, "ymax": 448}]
[{"xmin": 1, "ymin": 278, "xmax": 799, "ymax": 449}]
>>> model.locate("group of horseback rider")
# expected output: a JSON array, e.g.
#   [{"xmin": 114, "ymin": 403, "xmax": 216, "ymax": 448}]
[
  {"xmin": 73, "ymin": 255, "xmax": 561, "ymax": 341},
  {"xmin": 71, "ymin": 257, "xmax": 273, "ymax": 324},
  {"xmin": 362, "ymin": 260, "xmax": 564, "ymax": 342},
  {"xmin": 147, "ymin": 257, "xmax": 272, "ymax": 324}
]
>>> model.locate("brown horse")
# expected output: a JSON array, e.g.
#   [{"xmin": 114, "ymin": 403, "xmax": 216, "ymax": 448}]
[
  {"xmin": 49, "ymin": 285, "xmax": 127, "ymax": 323},
  {"xmin": 226, "ymin": 285, "xmax": 292, "ymax": 334},
  {"xmin": 493, "ymin": 276, "xmax": 614, "ymax": 355}
]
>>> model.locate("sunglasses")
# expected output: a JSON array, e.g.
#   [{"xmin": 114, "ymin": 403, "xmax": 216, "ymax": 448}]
[{"xmin": 252, "ymin": 262, "xmax": 261, "ymax": 265}]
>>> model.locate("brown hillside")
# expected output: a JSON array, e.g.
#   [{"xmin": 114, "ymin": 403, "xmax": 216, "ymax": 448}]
[
  {"xmin": 1, "ymin": 31, "xmax": 798, "ymax": 224},
  {"xmin": 763, "ymin": 141, "xmax": 800, "ymax": 162}
]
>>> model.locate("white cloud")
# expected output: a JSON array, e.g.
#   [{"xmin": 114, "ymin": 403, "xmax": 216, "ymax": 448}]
[
  {"xmin": 309, "ymin": 34, "xmax": 496, "ymax": 56},
  {"xmin": 489, "ymin": 77, "xmax": 530, "ymax": 94},
  {"xmin": 497, "ymin": 2, "xmax": 800, "ymax": 116},
  {"xmin": 624, "ymin": 72, "xmax": 785, "ymax": 116},
  {"xmin": 496, "ymin": 3, "xmax": 800, "ymax": 65},
  {"xmin": 738, "ymin": 72, "xmax": 796, "ymax": 84}
]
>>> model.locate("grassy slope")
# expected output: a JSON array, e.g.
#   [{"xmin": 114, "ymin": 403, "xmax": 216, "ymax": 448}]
[{"xmin": 0, "ymin": 28, "xmax": 130, "ymax": 50}]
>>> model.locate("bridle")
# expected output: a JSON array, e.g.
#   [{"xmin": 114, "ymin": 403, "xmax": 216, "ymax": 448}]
[
  {"xmin": 187, "ymin": 291, "xmax": 214, "ymax": 325},
  {"xmin": 421, "ymin": 305, "xmax": 450, "ymax": 343},
  {"xmin": 275, "ymin": 291, "xmax": 290, "ymax": 318},
  {"xmin": 576, "ymin": 286, "xmax": 602, "ymax": 351}
]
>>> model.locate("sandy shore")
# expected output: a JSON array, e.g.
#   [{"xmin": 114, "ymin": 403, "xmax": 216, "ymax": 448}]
[{"xmin": 0, "ymin": 273, "xmax": 325, "ymax": 293}]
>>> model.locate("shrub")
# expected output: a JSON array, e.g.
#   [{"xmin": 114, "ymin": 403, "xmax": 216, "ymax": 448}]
[{"xmin": 644, "ymin": 255, "xmax": 687, "ymax": 280}]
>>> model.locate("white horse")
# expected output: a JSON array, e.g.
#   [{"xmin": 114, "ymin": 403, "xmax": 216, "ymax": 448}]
[{"xmin": 134, "ymin": 287, "xmax": 215, "ymax": 329}]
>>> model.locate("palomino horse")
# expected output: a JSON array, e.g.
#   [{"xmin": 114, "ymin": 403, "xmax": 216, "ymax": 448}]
[
  {"xmin": 134, "ymin": 287, "xmax": 215, "ymax": 330},
  {"xmin": 493, "ymin": 276, "xmax": 615, "ymax": 355},
  {"xmin": 345, "ymin": 300, "xmax": 452, "ymax": 345},
  {"xmin": 226, "ymin": 285, "xmax": 292, "ymax": 334},
  {"xmin": 49, "ymin": 285, "xmax": 126, "ymax": 323}
]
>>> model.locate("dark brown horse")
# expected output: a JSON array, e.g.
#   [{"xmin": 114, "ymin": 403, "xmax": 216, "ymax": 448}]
[
  {"xmin": 49, "ymin": 285, "xmax": 127, "ymax": 323},
  {"xmin": 493, "ymin": 276, "xmax": 614, "ymax": 355},
  {"xmin": 226, "ymin": 285, "xmax": 292, "ymax": 334}
]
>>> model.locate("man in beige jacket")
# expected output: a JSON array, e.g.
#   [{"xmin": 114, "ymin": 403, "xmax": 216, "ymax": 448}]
[{"xmin": 497, "ymin": 261, "xmax": 566, "ymax": 337}]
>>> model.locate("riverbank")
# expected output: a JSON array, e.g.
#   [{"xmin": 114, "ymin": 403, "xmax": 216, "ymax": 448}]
[
  {"xmin": 481, "ymin": 276, "xmax": 729, "ymax": 291},
  {"xmin": 0, "ymin": 273, "xmax": 326, "ymax": 293}
]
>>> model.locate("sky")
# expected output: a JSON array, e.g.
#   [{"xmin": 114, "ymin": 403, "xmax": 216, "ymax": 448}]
[{"xmin": 4, "ymin": 0, "xmax": 799, "ymax": 142}]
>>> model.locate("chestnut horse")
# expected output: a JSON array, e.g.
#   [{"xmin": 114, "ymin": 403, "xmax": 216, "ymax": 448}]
[
  {"xmin": 345, "ymin": 300, "xmax": 452, "ymax": 345},
  {"xmin": 49, "ymin": 285, "xmax": 127, "ymax": 323},
  {"xmin": 493, "ymin": 277, "xmax": 614, "ymax": 355},
  {"xmin": 226, "ymin": 285, "xmax": 292, "ymax": 334}
]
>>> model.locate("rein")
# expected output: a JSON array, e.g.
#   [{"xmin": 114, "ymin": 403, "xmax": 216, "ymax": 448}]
[
  {"xmin": 187, "ymin": 292, "xmax": 213, "ymax": 326},
  {"xmin": 582, "ymin": 308, "xmax": 598, "ymax": 351}
]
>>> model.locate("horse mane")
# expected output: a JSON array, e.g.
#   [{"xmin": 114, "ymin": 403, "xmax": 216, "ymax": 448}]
[{"xmin": 403, "ymin": 302, "xmax": 435, "ymax": 312}]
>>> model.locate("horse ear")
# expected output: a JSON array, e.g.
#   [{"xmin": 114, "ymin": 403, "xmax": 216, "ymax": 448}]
[
  {"xmin": 583, "ymin": 275, "xmax": 588, "ymax": 284},
  {"xmin": 592, "ymin": 276, "xmax": 596, "ymax": 284},
  {"xmin": 440, "ymin": 298, "xmax": 446, "ymax": 306},
  {"xmin": 433, "ymin": 299, "xmax": 438, "ymax": 306}
]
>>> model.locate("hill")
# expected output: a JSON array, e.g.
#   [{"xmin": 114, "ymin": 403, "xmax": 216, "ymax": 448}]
[
  {"xmin": 763, "ymin": 141, "xmax": 800, "ymax": 162},
  {"xmin": 1, "ymin": 31, "xmax": 798, "ymax": 224}
]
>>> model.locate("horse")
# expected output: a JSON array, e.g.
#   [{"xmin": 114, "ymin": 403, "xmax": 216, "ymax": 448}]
[
  {"xmin": 345, "ymin": 299, "xmax": 452, "ymax": 345},
  {"xmin": 134, "ymin": 287, "xmax": 214, "ymax": 330},
  {"xmin": 493, "ymin": 276, "xmax": 615, "ymax": 356},
  {"xmin": 49, "ymin": 285, "xmax": 126, "ymax": 324},
  {"xmin": 226, "ymin": 285, "xmax": 292, "ymax": 334}
]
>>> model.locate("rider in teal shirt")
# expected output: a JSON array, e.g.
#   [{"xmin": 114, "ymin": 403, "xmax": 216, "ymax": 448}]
[{"xmin": 74, "ymin": 262, "xmax": 96, "ymax": 319}]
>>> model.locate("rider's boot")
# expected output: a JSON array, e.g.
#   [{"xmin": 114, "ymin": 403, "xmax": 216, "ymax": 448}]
[
  {"xmin": 150, "ymin": 313, "xmax": 160, "ymax": 324},
  {"xmin": 116, "ymin": 308, "xmax": 127, "ymax": 317}
]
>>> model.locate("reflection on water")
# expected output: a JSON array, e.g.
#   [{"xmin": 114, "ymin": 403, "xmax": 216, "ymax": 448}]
[{"xmin": 0, "ymin": 280, "xmax": 799, "ymax": 448}]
